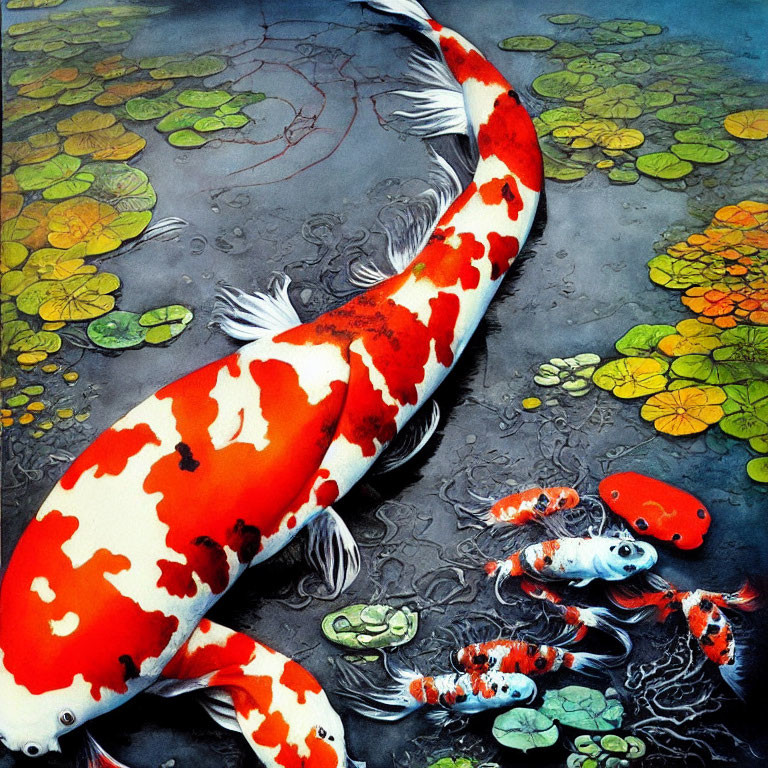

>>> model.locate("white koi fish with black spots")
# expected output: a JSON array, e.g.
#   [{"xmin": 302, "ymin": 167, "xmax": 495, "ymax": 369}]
[{"xmin": 0, "ymin": 1, "xmax": 542, "ymax": 764}]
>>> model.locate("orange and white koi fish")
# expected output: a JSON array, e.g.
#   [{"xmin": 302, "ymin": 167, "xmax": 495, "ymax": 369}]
[
  {"xmin": 340, "ymin": 657, "xmax": 536, "ymax": 725},
  {"xmin": 452, "ymin": 635, "xmax": 622, "ymax": 678},
  {"xmin": 609, "ymin": 573, "xmax": 759, "ymax": 697},
  {"xmin": 0, "ymin": 0, "xmax": 542, "ymax": 763},
  {"xmin": 485, "ymin": 534, "xmax": 658, "ymax": 591},
  {"xmin": 470, "ymin": 486, "xmax": 580, "ymax": 526},
  {"xmin": 520, "ymin": 578, "xmax": 637, "ymax": 653}
]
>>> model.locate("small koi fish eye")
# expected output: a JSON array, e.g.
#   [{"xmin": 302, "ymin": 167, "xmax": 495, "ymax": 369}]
[
  {"xmin": 491, "ymin": 682, "xmax": 498, "ymax": 693},
  {"xmin": 59, "ymin": 710, "xmax": 76, "ymax": 727},
  {"xmin": 501, "ymin": 685, "xmax": 509, "ymax": 693},
  {"xmin": 535, "ymin": 494, "xmax": 549, "ymax": 511},
  {"xmin": 617, "ymin": 544, "xmax": 633, "ymax": 558},
  {"xmin": 611, "ymin": 490, "xmax": 619, "ymax": 499},
  {"xmin": 23, "ymin": 743, "xmax": 42, "ymax": 757}
]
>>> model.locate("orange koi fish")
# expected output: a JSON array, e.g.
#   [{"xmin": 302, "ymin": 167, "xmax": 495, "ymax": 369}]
[
  {"xmin": 609, "ymin": 573, "xmax": 759, "ymax": 696},
  {"xmin": 520, "ymin": 578, "xmax": 636, "ymax": 653},
  {"xmin": 0, "ymin": 0, "xmax": 542, "ymax": 763},
  {"xmin": 599, "ymin": 471, "xmax": 711, "ymax": 550},
  {"xmin": 452, "ymin": 636, "xmax": 622, "ymax": 678},
  {"xmin": 483, "ymin": 486, "xmax": 580, "ymax": 525},
  {"xmin": 340, "ymin": 656, "xmax": 536, "ymax": 725}
]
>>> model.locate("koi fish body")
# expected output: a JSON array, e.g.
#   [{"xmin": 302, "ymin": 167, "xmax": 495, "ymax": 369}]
[
  {"xmin": 0, "ymin": 0, "xmax": 543, "ymax": 761},
  {"xmin": 484, "ymin": 486, "xmax": 580, "ymax": 526}
]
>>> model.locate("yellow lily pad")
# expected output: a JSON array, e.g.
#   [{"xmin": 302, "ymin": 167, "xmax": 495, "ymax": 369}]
[
  {"xmin": 723, "ymin": 109, "xmax": 768, "ymax": 140},
  {"xmin": 593, "ymin": 356, "xmax": 669, "ymax": 398}
]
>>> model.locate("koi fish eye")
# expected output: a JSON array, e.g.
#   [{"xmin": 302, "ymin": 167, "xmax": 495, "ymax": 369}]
[
  {"xmin": 535, "ymin": 494, "xmax": 549, "ymax": 512},
  {"xmin": 23, "ymin": 743, "xmax": 42, "ymax": 757},
  {"xmin": 611, "ymin": 490, "xmax": 619, "ymax": 499},
  {"xmin": 617, "ymin": 544, "xmax": 633, "ymax": 558},
  {"xmin": 501, "ymin": 685, "xmax": 509, "ymax": 693},
  {"xmin": 59, "ymin": 710, "xmax": 76, "ymax": 727}
]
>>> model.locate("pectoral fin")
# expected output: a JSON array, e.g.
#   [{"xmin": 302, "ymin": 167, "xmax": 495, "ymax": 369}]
[
  {"xmin": 374, "ymin": 400, "xmax": 440, "ymax": 474},
  {"xmin": 306, "ymin": 506, "xmax": 361, "ymax": 598},
  {"xmin": 571, "ymin": 578, "xmax": 595, "ymax": 588},
  {"xmin": 79, "ymin": 733, "xmax": 132, "ymax": 768}
]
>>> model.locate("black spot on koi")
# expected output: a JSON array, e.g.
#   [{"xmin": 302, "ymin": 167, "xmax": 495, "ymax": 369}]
[
  {"xmin": 175, "ymin": 442, "xmax": 200, "ymax": 472},
  {"xmin": 119, "ymin": 654, "xmax": 140, "ymax": 681}
]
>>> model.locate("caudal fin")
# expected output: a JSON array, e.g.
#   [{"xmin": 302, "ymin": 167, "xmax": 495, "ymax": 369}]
[
  {"xmin": 337, "ymin": 656, "xmax": 423, "ymax": 721},
  {"xmin": 715, "ymin": 582, "xmax": 760, "ymax": 612},
  {"xmin": 79, "ymin": 733, "xmax": 131, "ymax": 768},
  {"xmin": 578, "ymin": 606, "xmax": 638, "ymax": 657},
  {"xmin": 608, "ymin": 573, "xmax": 678, "ymax": 622},
  {"xmin": 565, "ymin": 649, "xmax": 625, "ymax": 676}
]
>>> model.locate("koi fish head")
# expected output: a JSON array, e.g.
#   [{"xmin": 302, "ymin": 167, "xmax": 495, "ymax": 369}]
[
  {"xmin": 587, "ymin": 534, "xmax": 658, "ymax": 582},
  {"xmin": 543, "ymin": 487, "xmax": 580, "ymax": 514},
  {"xmin": 0, "ymin": 650, "xmax": 96, "ymax": 757},
  {"xmin": 475, "ymin": 671, "xmax": 537, "ymax": 710}
]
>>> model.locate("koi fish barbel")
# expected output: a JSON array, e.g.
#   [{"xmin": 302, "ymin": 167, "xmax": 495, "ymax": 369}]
[{"xmin": 0, "ymin": 0, "xmax": 543, "ymax": 764}]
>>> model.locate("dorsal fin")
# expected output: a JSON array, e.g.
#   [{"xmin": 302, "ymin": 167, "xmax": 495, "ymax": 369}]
[{"xmin": 210, "ymin": 273, "xmax": 301, "ymax": 341}]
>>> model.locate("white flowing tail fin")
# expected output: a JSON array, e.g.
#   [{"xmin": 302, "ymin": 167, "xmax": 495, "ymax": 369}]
[
  {"xmin": 337, "ymin": 656, "xmax": 423, "ymax": 721},
  {"xmin": 567, "ymin": 650, "xmax": 625, "ymax": 676}
]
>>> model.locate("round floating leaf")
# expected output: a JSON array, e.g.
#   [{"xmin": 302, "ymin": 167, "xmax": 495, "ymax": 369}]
[
  {"xmin": 615, "ymin": 324, "xmax": 676, "ymax": 356},
  {"xmin": 42, "ymin": 171, "xmax": 95, "ymax": 201},
  {"xmin": 646, "ymin": 254, "xmax": 708, "ymax": 289},
  {"xmin": 1, "ymin": 242, "xmax": 29, "ymax": 270},
  {"xmin": 534, "ymin": 106, "xmax": 584, "ymax": 136},
  {"xmin": 550, "ymin": 42, "xmax": 590, "ymax": 59},
  {"xmin": 593, "ymin": 357, "xmax": 668, "ymax": 399},
  {"xmin": 168, "ymin": 130, "xmax": 208, "ymax": 148},
  {"xmin": 583, "ymin": 85, "xmax": 642, "ymax": 119},
  {"xmin": 590, "ymin": 127, "xmax": 644, "ymax": 150},
  {"xmin": 4, "ymin": 97, "xmax": 56, "ymax": 123},
  {"xmin": 618, "ymin": 59, "xmax": 651, "ymax": 74},
  {"xmin": 492, "ymin": 708, "xmax": 559, "ymax": 752},
  {"xmin": 87, "ymin": 310, "xmax": 147, "ymax": 349},
  {"xmin": 641, "ymin": 386, "xmax": 727, "ymax": 435},
  {"xmin": 636, "ymin": 152, "xmax": 693, "ymax": 179},
  {"xmin": 658, "ymin": 319, "xmax": 724, "ymax": 357},
  {"xmin": 216, "ymin": 91, "xmax": 265, "ymax": 115},
  {"xmin": 193, "ymin": 116, "xmax": 227, "ymax": 132},
  {"xmin": 149, "ymin": 56, "xmax": 227, "ymax": 79},
  {"xmin": 548, "ymin": 14, "xmax": 585, "ymax": 24},
  {"xmin": 56, "ymin": 109, "xmax": 117, "ymax": 135},
  {"xmin": 38, "ymin": 272, "xmax": 121, "ymax": 321},
  {"xmin": 723, "ymin": 109, "xmax": 768, "ymax": 140},
  {"xmin": 601, "ymin": 735, "xmax": 628, "ymax": 753},
  {"xmin": 532, "ymin": 71, "xmax": 602, "ymax": 101},
  {"xmin": 58, "ymin": 81, "xmax": 106, "ymax": 106},
  {"xmin": 498, "ymin": 35, "xmax": 555, "ymax": 51},
  {"xmin": 670, "ymin": 143, "xmax": 729, "ymax": 164},
  {"xmin": 671, "ymin": 354, "xmax": 767, "ymax": 386},
  {"xmin": 321, "ymin": 604, "xmax": 418, "ymax": 649},
  {"xmin": 176, "ymin": 89, "xmax": 234, "ymax": 108},
  {"xmin": 155, "ymin": 108, "xmax": 208, "ymax": 133},
  {"xmin": 566, "ymin": 57, "xmax": 616, "ymax": 77},
  {"xmin": 656, "ymin": 105, "xmax": 707, "ymax": 124},
  {"xmin": 81, "ymin": 162, "xmax": 156, "ymax": 212},
  {"xmin": 125, "ymin": 95, "xmax": 178, "ymax": 121},
  {"xmin": 145, "ymin": 322, "xmax": 189, "ymax": 344},
  {"xmin": 608, "ymin": 167, "xmax": 639, "ymax": 184},
  {"xmin": 139, "ymin": 304, "xmax": 193, "ymax": 327},
  {"xmin": 14, "ymin": 154, "xmax": 81, "ymax": 191},
  {"xmin": 747, "ymin": 457, "xmax": 768, "ymax": 483},
  {"xmin": 540, "ymin": 687, "xmax": 623, "ymax": 731}
]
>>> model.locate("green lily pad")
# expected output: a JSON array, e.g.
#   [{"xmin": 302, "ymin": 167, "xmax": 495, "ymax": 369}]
[
  {"xmin": 625, "ymin": 736, "xmax": 646, "ymax": 758},
  {"xmin": 550, "ymin": 42, "xmax": 590, "ymax": 59},
  {"xmin": 540, "ymin": 686, "xmax": 624, "ymax": 732},
  {"xmin": 532, "ymin": 71, "xmax": 602, "ymax": 101},
  {"xmin": 87, "ymin": 310, "xmax": 147, "ymax": 349},
  {"xmin": 80, "ymin": 163, "xmax": 156, "ymax": 212},
  {"xmin": 492, "ymin": 709, "xmax": 559, "ymax": 752},
  {"xmin": 144, "ymin": 322, "xmax": 189, "ymax": 344},
  {"xmin": 636, "ymin": 152, "xmax": 693, "ymax": 179},
  {"xmin": 177, "ymin": 89, "xmax": 233, "ymax": 108},
  {"xmin": 14, "ymin": 154, "xmax": 81, "ymax": 191},
  {"xmin": 608, "ymin": 167, "xmax": 639, "ymax": 184},
  {"xmin": 149, "ymin": 55, "xmax": 227, "ymax": 80},
  {"xmin": 138, "ymin": 304, "xmax": 193, "ymax": 327},
  {"xmin": 617, "ymin": 59, "xmax": 651, "ymax": 75},
  {"xmin": 600, "ymin": 735, "xmax": 628, "ymax": 753},
  {"xmin": 125, "ymin": 95, "xmax": 178, "ymax": 121},
  {"xmin": 321, "ymin": 603, "xmax": 418, "ymax": 649},
  {"xmin": 58, "ymin": 81, "xmax": 106, "ymax": 106},
  {"xmin": 216, "ymin": 91, "xmax": 265, "ymax": 115},
  {"xmin": 155, "ymin": 108, "xmax": 208, "ymax": 133},
  {"xmin": 646, "ymin": 254, "xmax": 708, "ymax": 289},
  {"xmin": 567, "ymin": 57, "xmax": 616, "ymax": 77},
  {"xmin": 168, "ymin": 130, "xmax": 208, "ymax": 148},
  {"xmin": 42, "ymin": 171, "xmax": 95, "ymax": 201},
  {"xmin": 534, "ymin": 106, "xmax": 584, "ymax": 136},
  {"xmin": 656, "ymin": 105, "xmax": 708, "ymax": 124},
  {"xmin": 583, "ymin": 85, "xmax": 642, "ymax": 119},
  {"xmin": 548, "ymin": 14, "xmax": 585, "ymax": 24},
  {"xmin": 714, "ymin": 327, "xmax": 768, "ymax": 364},
  {"xmin": 615, "ymin": 324, "xmax": 676, "ymax": 356},
  {"xmin": 671, "ymin": 355, "xmax": 768, "ymax": 386},
  {"xmin": 670, "ymin": 143, "xmax": 729, "ymax": 164},
  {"xmin": 747, "ymin": 457, "xmax": 768, "ymax": 483},
  {"xmin": 499, "ymin": 35, "xmax": 555, "ymax": 51},
  {"xmin": 575, "ymin": 735, "xmax": 601, "ymax": 756},
  {"xmin": 719, "ymin": 381, "xmax": 768, "ymax": 440}
]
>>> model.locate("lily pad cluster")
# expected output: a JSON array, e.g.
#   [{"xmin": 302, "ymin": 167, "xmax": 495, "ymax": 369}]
[
  {"xmin": 500, "ymin": 14, "xmax": 768, "ymax": 185},
  {"xmin": 592, "ymin": 201, "xmax": 768, "ymax": 482},
  {"xmin": 534, "ymin": 353, "xmax": 601, "ymax": 397},
  {"xmin": 86, "ymin": 304, "xmax": 194, "ymax": 349},
  {"xmin": 492, "ymin": 686, "xmax": 624, "ymax": 753},
  {"xmin": 567, "ymin": 734, "xmax": 646, "ymax": 768},
  {"xmin": 0, "ymin": 366, "xmax": 88, "ymax": 438},
  {"xmin": 322, "ymin": 603, "xmax": 418, "ymax": 651},
  {"xmin": 425, "ymin": 759, "xmax": 479, "ymax": 768}
]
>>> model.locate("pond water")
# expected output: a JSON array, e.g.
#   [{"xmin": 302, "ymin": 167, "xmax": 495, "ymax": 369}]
[{"xmin": 2, "ymin": 1, "xmax": 767, "ymax": 767}]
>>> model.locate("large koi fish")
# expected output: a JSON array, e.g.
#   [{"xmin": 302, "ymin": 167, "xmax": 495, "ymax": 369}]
[{"xmin": 0, "ymin": 1, "xmax": 542, "ymax": 765}]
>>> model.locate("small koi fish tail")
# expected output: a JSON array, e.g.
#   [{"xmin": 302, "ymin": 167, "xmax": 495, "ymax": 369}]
[
  {"xmin": 338, "ymin": 656, "xmax": 424, "ymax": 721},
  {"xmin": 716, "ymin": 582, "xmax": 760, "ymax": 612},
  {"xmin": 520, "ymin": 577, "xmax": 562, "ymax": 603},
  {"xmin": 607, "ymin": 573, "xmax": 678, "ymax": 623},
  {"xmin": 576, "ymin": 606, "xmax": 638, "ymax": 657},
  {"xmin": 79, "ymin": 732, "xmax": 131, "ymax": 768},
  {"xmin": 563, "ymin": 648, "xmax": 625, "ymax": 676},
  {"xmin": 486, "ymin": 554, "xmax": 523, "ymax": 604}
]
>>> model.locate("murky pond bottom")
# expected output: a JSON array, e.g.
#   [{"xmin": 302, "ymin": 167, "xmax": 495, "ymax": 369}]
[{"xmin": 2, "ymin": 1, "xmax": 767, "ymax": 767}]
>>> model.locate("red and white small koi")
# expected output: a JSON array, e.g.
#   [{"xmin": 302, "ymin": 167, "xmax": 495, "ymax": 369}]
[
  {"xmin": 0, "ymin": 0, "xmax": 543, "ymax": 761},
  {"xmin": 452, "ymin": 636, "xmax": 620, "ymax": 679},
  {"xmin": 609, "ymin": 573, "xmax": 759, "ymax": 697},
  {"xmin": 340, "ymin": 657, "xmax": 536, "ymax": 724},
  {"xmin": 485, "ymin": 535, "xmax": 658, "ymax": 592},
  {"xmin": 520, "ymin": 578, "xmax": 636, "ymax": 653},
  {"xmin": 483, "ymin": 486, "xmax": 580, "ymax": 526}
]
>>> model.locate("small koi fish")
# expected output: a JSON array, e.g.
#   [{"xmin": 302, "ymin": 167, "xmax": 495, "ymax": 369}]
[
  {"xmin": 609, "ymin": 573, "xmax": 759, "ymax": 697},
  {"xmin": 483, "ymin": 486, "xmax": 580, "ymax": 526},
  {"xmin": 485, "ymin": 534, "xmax": 658, "ymax": 589},
  {"xmin": 520, "ymin": 578, "xmax": 636, "ymax": 654},
  {"xmin": 340, "ymin": 657, "xmax": 536, "ymax": 724},
  {"xmin": 452, "ymin": 635, "xmax": 621, "ymax": 678}
]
